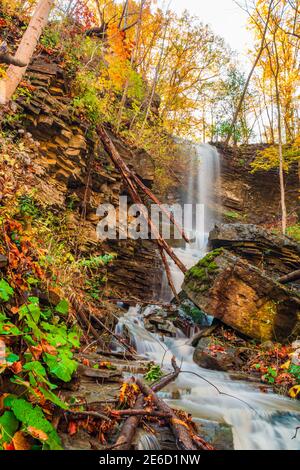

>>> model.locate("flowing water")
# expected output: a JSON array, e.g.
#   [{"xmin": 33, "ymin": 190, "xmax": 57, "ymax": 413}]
[
  {"xmin": 116, "ymin": 143, "xmax": 300, "ymax": 450},
  {"xmin": 160, "ymin": 143, "xmax": 220, "ymax": 300}
]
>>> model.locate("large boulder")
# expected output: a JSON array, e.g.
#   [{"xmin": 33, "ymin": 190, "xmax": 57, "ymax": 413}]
[
  {"xmin": 209, "ymin": 223, "xmax": 300, "ymax": 288},
  {"xmin": 182, "ymin": 248, "xmax": 300, "ymax": 343}
]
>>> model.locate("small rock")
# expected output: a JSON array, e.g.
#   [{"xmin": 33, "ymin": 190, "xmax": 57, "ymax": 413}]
[
  {"xmin": 193, "ymin": 337, "xmax": 241, "ymax": 372},
  {"xmin": 261, "ymin": 341, "xmax": 274, "ymax": 351}
]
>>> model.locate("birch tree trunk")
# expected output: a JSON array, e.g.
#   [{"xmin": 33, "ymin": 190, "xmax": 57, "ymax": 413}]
[{"xmin": 0, "ymin": 0, "xmax": 55, "ymax": 105}]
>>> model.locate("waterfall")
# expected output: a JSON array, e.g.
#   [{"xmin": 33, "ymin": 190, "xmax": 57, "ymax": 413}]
[
  {"xmin": 161, "ymin": 143, "xmax": 220, "ymax": 300},
  {"xmin": 114, "ymin": 143, "xmax": 300, "ymax": 450}
]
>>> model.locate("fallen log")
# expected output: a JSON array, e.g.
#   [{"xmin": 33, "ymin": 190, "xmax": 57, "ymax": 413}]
[
  {"xmin": 131, "ymin": 172, "xmax": 190, "ymax": 243},
  {"xmin": 97, "ymin": 126, "xmax": 187, "ymax": 274},
  {"xmin": 113, "ymin": 356, "xmax": 180, "ymax": 450},
  {"xmin": 159, "ymin": 246, "xmax": 180, "ymax": 302},
  {"xmin": 136, "ymin": 378, "xmax": 198, "ymax": 450},
  {"xmin": 111, "ymin": 409, "xmax": 171, "ymax": 418},
  {"xmin": 279, "ymin": 269, "xmax": 300, "ymax": 284}
]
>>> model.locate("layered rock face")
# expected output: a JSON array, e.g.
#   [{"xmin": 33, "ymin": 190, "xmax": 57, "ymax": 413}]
[
  {"xmin": 10, "ymin": 55, "xmax": 163, "ymax": 301},
  {"xmin": 214, "ymin": 143, "xmax": 299, "ymax": 225},
  {"xmin": 183, "ymin": 224, "xmax": 300, "ymax": 343},
  {"xmin": 209, "ymin": 223, "xmax": 300, "ymax": 284}
]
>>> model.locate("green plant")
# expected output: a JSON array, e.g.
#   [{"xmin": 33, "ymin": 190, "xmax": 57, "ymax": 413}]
[
  {"xmin": 287, "ymin": 224, "xmax": 300, "ymax": 243},
  {"xmin": 40, "ymin": 27, "xmax": 60, "ymax": 49},
  {"xmin": 78, "ymin": 253, "xmax": 117, "ymax": 269},
  {"xmin": 224, "ymin": 210, "xmax": 241, "ymax": 220},
  {"xmin": 2, "ymin": 397, "xmax": 62, "ymax": 450},
  {"xmin": 18, "ymin": 194, "xmax": 41, "ymax": 219},
  {"xmin": 144, "ymin": 363, "xmax": 163, "ymax": 383},
  {"xmin": 0, "ymin": 279, "xmax": 14, "ymax": 301},
  {"xmin": 262, "ymin": 367, "xmax": 277, "ymax": 384}
]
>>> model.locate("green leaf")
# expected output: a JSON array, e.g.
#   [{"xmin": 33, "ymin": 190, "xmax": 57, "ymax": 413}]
[
  {"xmin": 0, "ymin": 322, "xmax": 22, "ymax": 335},
  {"xmin": 0, "ymin": 411, "xmax": 19, "ymax": 447},
  {"xmin": 23, "ymin": 361, "xmax": 47, "ymax": 377},
  {"xmin": 43, "ymin": 352, "xmax": 77, "ymax": 382},
  {"xmin": 23, "ymin": 361, "xmax": 57, "ymax": 390},
  {"xmin": 38, "ymin": 387, "xmax": 69, "ymax": 410},
  {"xmin": 0, "ymin": 279, "xmax": 14, "ymax": 302},
  {"xmin": 68, "ymin": 330, "xmax": 81, "ymax": 348},
  {"xmin": 9, "ymin": 398, "xmax": 62, "ymax": 450},
  {"xmin": 55, "ymin": 299, "xmax": 69, "ymax": 315},
  {"xmin": 6, "ymin": 353, "xmax": 19, "ymax": 364},
  {"xmin": 19, "ymin": 301, "xmax": 41, "ymax": 324}
]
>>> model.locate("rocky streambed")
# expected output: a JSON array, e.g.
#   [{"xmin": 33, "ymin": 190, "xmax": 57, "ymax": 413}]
[{"xmin": 109, "ymin": 223, "xmax": 300, "ymax": 450}]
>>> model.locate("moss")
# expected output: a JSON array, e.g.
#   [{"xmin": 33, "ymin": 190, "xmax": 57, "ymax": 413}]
[
  {"xmin": 287, "ymin": 224, "xmax": 300, "ymax": 243},
  {"xmin": 185, "ymin": 248, "xmax": 223, "ymax": 282},
  {"xmin": 224, "ymin": 210, "xmax": 241, "ymax": 220}
]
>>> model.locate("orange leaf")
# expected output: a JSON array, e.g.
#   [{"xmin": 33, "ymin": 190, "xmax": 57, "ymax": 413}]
[
  {"xmin": 68, "ymin": 421, "xmax": 77, "ymax": 436},
  {"xmin": 10, "ymin": 361, "xmax": 22, "ymax": 374},
  {"xmin": 27, "ymin": 426, "xmax": 48, "ymax": 442},
  {"xmin": 12, "ymin": 431, "xmax": 31, "ymax": 450}
]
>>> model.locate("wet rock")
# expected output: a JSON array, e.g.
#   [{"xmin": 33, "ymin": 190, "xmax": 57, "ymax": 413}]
[
  {"xmin": 60, "ymin": 430, "xmax": 92, "ymax": 450},
  {"xmin": 188, "ymin": 323, "xmax": 219, "ymax": 347},
  {"xmin": 183, "ymin": 249, "xmax": 300, "ymax": 343},
  {"xmin": 193, "ymin": 337, "xmax": 241, "ymax": 372},
  {"xmin": 261, "ymin": 341, "xmax": 275, "ymax": 351},
  {"xmin": 146, "ymin": 316, "xmax": 177, "ymax": 337},
  {"xmin": 178, "ymin": 298, "xmax": 213, "ymax": 326},
  {"xmin": 196, "ymin": 418, "xmax": 234, "ymax": 450}
]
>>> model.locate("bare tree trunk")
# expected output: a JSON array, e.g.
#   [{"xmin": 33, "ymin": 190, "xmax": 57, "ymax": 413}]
[
  {"xmin": 225, "ymin": 0, "xmax": 275, "ymax": 145},
  {"xmin": 275, "ymin": 73, "xmax": 287, "ymax": 234},
  {"xmin": 0, "ymin": 0, "xmax": 55, "ymax": 105}
]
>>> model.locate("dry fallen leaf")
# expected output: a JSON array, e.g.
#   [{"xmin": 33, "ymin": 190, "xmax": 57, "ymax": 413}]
[
  {"xmin": 12, "ymin": 431, "xmax": 31, "ymax": 450},
  {"xmin": 27, "ymin": 426, "xmax": 48, "ymax": 442}
]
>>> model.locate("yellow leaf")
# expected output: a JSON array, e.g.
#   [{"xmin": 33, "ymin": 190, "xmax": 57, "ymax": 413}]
[
  {"xmin": 280, "ymin": 360, "xmax": 291, "ymax": 370},
  {"xmin": 289, "ymin": 385, "xmax": 300, "ymax": 399}
]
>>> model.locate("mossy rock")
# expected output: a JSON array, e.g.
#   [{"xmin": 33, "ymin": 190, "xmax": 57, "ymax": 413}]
[{"xmin": 183, "ymin": 249, "xmax": 300, "ymax": 343}]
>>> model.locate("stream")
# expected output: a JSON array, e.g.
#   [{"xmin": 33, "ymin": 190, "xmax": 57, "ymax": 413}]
[{"xmin": 117, "ymin": 144, "xmax": 300, "ymax": 450}]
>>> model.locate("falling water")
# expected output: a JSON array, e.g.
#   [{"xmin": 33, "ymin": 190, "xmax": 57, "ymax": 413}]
[
  {"xmin": 115, "ymin": 143, "xmax": 300, "ymax": 450},
  {"xmin": 160, "ymin": 143, "xmax": 220, "ymax": 300}
]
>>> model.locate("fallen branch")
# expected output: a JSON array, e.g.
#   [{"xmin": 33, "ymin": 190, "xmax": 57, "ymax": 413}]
[
  {"xmin": 97, "ymin": 126, "xmax": 187, "ymax": 274},
  {"xmin": 113, "ymin": 356, "xmax": 180, "ymax": 450},
  {"xmin": 131, "ymin": 172, "xmax": 190, "ymax": 243},
  {"xmin": 278, "ymin": 269, "xmax": 300, "ymax": 284},
  {"xmin": 136, "ymin": 378, "xmax": 199, "ymax": 450},
  {"xmin": 159, "ymin": 246, "xmax": 180, "ymax": 302},
  {"xmin": 110, "ymin": 409, "xmax": 171, "ymax": 418},
  {"xmin": 68, "ymin": 293, "xmax": 106, "ymax": 349},
  {"xmin": 68, "ymin": 410, "xmax": 110, "ymax": 421}
]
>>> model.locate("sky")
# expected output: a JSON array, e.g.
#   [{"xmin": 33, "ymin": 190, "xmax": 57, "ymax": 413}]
[{"xmin": 161, "ymin": 0, "xmax": 254, "ymax": 68}]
